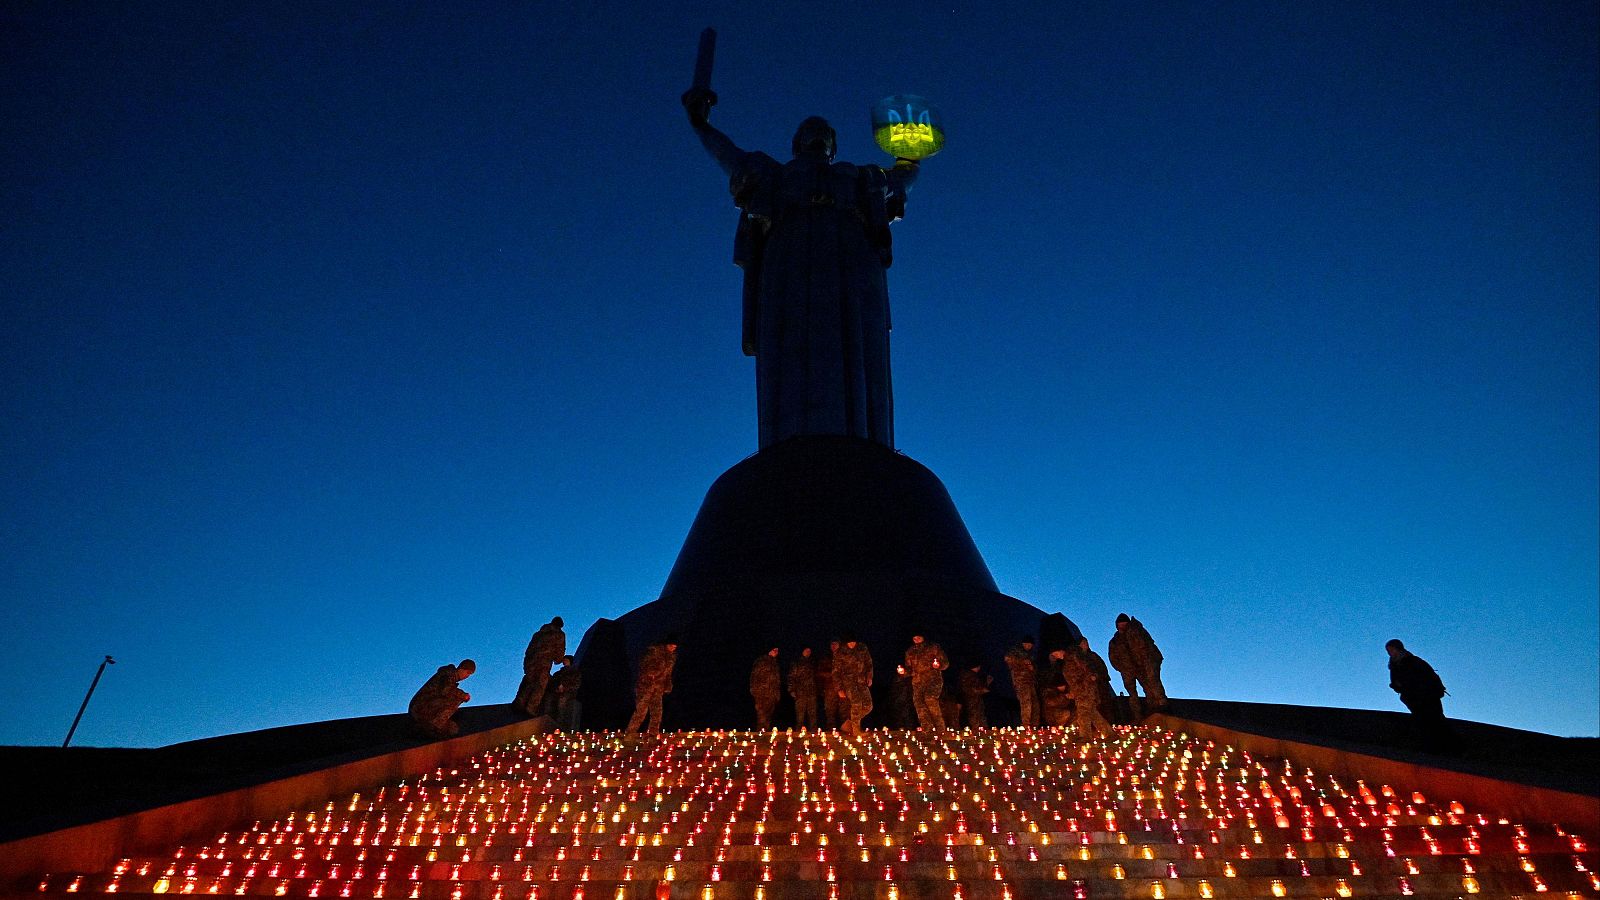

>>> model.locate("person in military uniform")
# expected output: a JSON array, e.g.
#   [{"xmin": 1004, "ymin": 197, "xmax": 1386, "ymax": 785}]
[
  {"xmin": 548, "ymin": 655, "xmax": 582, "ymax": 730},
  {"xmin": 750, "ymin": 647, "xmax": 782, "ymax": 729},
  {"xmin": 1108, "ymin": 613, "xmax": 1167, "ymax": 717},
  {"xmin": 788, "ymin": 647, "xmax": 819, "ymax": 729},
  {"xmin": 903, "ymin": 631, "xmax": 948, "ymax": 729},
  {"xmin": 1386, "ymin": 639, "xmax": 1454, "ymax": 753},
  {"xmin": 625, "ymin": 636, "xmax": 679, "ymax": 736},
  {"xmin": 1077, "ymin": 636, "xmax": 1118, "ymax": 724},
  {"xmin": 833, "ymin": 633, "xmax": 874, "ymax": 736},
  {"xmin": 410, "ymin": 659, "xmax": 475, "ymax": 739},
  {"xmin": 957, "ymin": 663, "xmax": 992, "ymax": 728},
  {"xmin": 513, "ymin": 616, "xmax": 566, "ymax": 718},
  {"xmin": 1040, "ymin": 649, "xmax": 1073, "ymax": 727},
  {"xmin": 820, "ymin": 640, "xmax": 846, "ymax": 729},
  {"xmin": 1005, "ymin": 637, "xmax": 1039, "ymax": 726},
  {"xmin": 891, "ymin": 665, "xmax": 916, "ymax": 728},
  {"xmin": 1062, "ymin": 645, "xmax": 1112, "ymax": 735}
]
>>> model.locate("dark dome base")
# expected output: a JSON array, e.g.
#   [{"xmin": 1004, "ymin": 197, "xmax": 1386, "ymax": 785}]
[{"xmin": 575, "ymin": 437, "xmax": 1080, "ymax": 729}]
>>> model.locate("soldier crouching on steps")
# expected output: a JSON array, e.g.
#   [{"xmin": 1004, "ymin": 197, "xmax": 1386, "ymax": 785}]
[{"xmin": 410, "ymin": 659, "xmax": 475, "ymax": 739}]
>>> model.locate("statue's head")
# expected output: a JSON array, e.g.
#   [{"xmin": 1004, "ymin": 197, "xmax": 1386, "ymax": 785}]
[{"xmin": 792, "ymin": 116, "xmax": 837, "ymax": 160}]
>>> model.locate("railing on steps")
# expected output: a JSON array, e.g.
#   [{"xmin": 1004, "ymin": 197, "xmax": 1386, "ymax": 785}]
[
  {"xmin": 1148, "ymin": 711, "xmax": 1600, "ymax": 829},
  {"xmin": 0, "ymin": 717, "xmax": 551, "ymax": 888}
]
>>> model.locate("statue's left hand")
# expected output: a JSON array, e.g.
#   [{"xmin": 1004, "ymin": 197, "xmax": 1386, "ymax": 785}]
[{"xmin": 682, "ymin": 87, "xmax": 718, "ymax": 127}]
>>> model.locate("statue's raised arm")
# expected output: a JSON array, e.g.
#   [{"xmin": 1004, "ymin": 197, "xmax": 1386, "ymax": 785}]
[{"xmin": 682, "ymin": 86, "xmax": 744, "ymax": 175}]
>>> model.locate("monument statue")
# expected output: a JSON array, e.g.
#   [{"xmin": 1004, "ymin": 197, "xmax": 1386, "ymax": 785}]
[
  {"xmin": 681, "ymin": 34, "xmax": 921, "ymax": 450},
  {"xmin": 568, "ymin": 34, "xmax": 1074, "ymax": 730}
]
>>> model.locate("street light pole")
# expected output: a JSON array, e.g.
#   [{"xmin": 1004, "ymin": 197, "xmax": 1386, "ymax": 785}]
[{"xmin": 63, "ymin": 655, "xmax": 116, "ymax": 748}]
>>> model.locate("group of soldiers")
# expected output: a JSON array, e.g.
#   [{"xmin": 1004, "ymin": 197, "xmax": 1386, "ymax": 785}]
[
  {"xmin": 411, "ymin": 612, "xmax": 1168, "ymax": 740},
  {"xmin": 408, "ymin": 616, "xmax": 581, "ymax": 739},
  {"xmin": 740, "ymin": 634, "xmax": 878, "ymax": 736},
  {"xmin": 728, "ymin": 614, "xmax": 1171, "ymax": 734},
  {"xmin": 1011, "ymin": 612, "xmax": 1168, "ymax": 734},
  {"xmin": 410, "ymin": 616, "xmax": 1457, "ymax": 753},
  {"xmin": 625, "ymin": 630, "xmax": 882, "ymax": 737}
]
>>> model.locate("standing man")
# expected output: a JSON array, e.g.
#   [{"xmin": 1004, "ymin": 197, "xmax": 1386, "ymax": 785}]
[
  {"xmin": 833, "ymin": 632, "xmax": 874, "ymax": 736},
  {"xmin": 514, "ymin": 617, "xmax": 566, "ymax": 718},
  {"xmin": 1005, "ymin": 637, "xmax": 1039, "ymax": 727},
  {"xmin": 548, "ymin": 655, "xmax": 582, "ymax": 730},
  {"xmin": 1077, "ymin": 636, "xmax": 1118, "ymax": 724},
  {"xmin": 820, "ymin": 640, "xmax": 846, "ymax": 729},
  {"xmin": 1062, "ymin": 646, "xmax": 1112, "ymax": 735},
  {"xmin": 1040, "ymin": 648, "xmax": 1073, "ymax": 726},
  {"xmin": 1108, "ymin": 613, "xmax": 1167, "ymax": 717},
  {"xmin": 625, "ymin": 635, "xmax": 679, "ymax": 736},
  {"xmin": 957, "ymin": 663, "xmax": 992, "ymax": 728},
  {"xmin": 904, "ymin": 631, "xmax": 948, "ymax": 729},
  {"xmin": 1386, "ymin": 639, "xmax": 1453, "ymax": 753},
  {"xmin": 750, "ymin": 647, "xmax": 782, "ymax": 729},
  {"xmin": 410, "ymin": 659, "xmax": 475, "ymax": 739},
  {"xmin": 788, "ymin": 647, "xmax": 819, "ymax": 729}
]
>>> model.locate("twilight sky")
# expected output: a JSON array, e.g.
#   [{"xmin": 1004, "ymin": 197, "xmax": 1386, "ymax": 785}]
[{"xmin": 3, "ymin": 2, "xmax": 1595, "ymax": 746}]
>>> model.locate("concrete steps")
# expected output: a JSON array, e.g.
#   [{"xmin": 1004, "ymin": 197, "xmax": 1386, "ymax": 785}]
[{"xmin": 27, "ymin": 727, "xmax": 1599, "ymax": 899}]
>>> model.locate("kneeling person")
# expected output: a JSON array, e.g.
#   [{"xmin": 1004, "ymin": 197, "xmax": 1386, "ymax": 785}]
[{"xmin": 410, "ymin": 659, "xmax": 475, "ymax": 739}]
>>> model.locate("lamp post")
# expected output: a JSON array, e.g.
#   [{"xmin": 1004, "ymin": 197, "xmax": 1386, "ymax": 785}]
[{"xmin": 63, "ymin": 655, "xmax": 115, "ymax": 748}]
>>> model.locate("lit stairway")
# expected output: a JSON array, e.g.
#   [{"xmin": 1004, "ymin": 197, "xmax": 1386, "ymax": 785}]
[{"xmin": 32, "ymin": 726, "xmax": 1598, "ymax": 898}]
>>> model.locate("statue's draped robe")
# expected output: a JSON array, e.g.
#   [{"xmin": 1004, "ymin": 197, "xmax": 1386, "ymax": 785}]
[{"xmin": 731, "ymin": 152, "xmax": 908, "ymax": 449}]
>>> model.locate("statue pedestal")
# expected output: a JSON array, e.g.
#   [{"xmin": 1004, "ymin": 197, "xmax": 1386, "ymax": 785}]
[{"xmin": 575, "ymin": 436, "xmax": 1079, "ymax": 729}]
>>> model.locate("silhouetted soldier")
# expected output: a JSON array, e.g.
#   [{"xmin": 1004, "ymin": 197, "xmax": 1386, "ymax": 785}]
[
  {"xmin": 820, "ymin": 640, "xmax": 846, "ymax": 729},
  {"xmin": 904, "ymin": 631, "xmax": 948, "ymax": 729},
  {"xmin": 410, "ymin": 659, "xmax": 475, "ymax": 739},
  {"xmin": 958, "ymin": 663, "xmax": 991, "ymax": 728},
  {"xmin": 788, "ymin": 647, "xmax": 819, "ymax": 729},
  {"xmin": 1108, "ymin": 613, "xmax": 1167, "ymax": 717},
  {"xmin": 891, "ymin": 665, "xmax": 916, "ymax": 728},
  {"xmin": 1062, "ymin": 647, "xmax": 1111, "ymax": 735},
  {"xmin": 513, "ymin": 617, "xmax": 566, "ymax": 717},
  {"xmin": 625, "ymin": 636, "xmax": 678, "ymax": 736},
  {"xmin": 1077, "ymin": 636, "xmax": 1118, "ymax": 724},
  {"xmin": 750, "ymin": 647, "xmax": 781, "ymax": 729},
  {"xmin": 1040, "ymin": 649, "xmax": 1073, "ymax": 727},
  {"xmin": 1386, "ymin": 639, "xmax": 1453, "ymax": 753},
  {"xmin": 548, "ymin": 655, "xmax": 581, "ymax": 730},
  {"xmin": 1005, "ymin": 638, "xmax": 1039, "ymax": 726},
  {"xmin": 834, "ymin": 633, "xmax": 874, "ymax": 736}
]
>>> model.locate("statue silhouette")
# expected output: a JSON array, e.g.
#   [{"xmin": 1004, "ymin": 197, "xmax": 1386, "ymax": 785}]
[{"xmin": 684, "ymin": 86, "xmax": 920, "ymax": 449}]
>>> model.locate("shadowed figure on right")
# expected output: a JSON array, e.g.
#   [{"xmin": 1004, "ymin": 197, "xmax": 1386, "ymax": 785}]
[{"xmin": 1386, "ymin": 638, "xmax": 1455, "ymax": 753}]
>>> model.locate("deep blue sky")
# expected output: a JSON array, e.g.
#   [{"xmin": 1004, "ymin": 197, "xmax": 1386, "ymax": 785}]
[{"xmin": 3, "ymin": 2, "xmax": 1595, "ymax": 746}]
